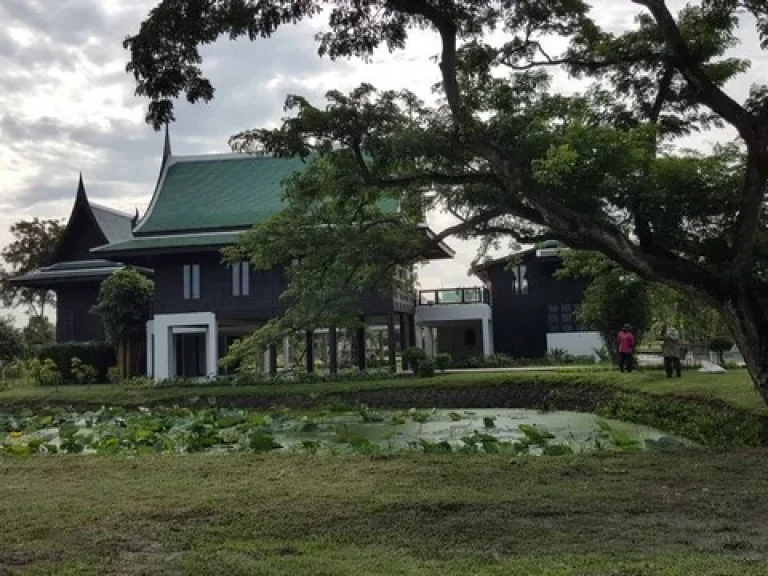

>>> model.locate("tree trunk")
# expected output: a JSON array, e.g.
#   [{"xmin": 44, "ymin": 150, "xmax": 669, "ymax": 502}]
[{"xmin": 721, "ymin": 293, "xmax": 768, "ymax": 406}]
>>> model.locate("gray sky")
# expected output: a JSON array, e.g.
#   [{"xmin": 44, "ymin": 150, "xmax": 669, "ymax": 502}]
[{"xmin": 0, "ymin": 0, "xmax": 764, "ymax": 324}]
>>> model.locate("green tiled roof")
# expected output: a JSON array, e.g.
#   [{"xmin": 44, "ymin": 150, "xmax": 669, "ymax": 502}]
[
  {"xmin": 134, "ymin": 155, "xmax": 309, "ymax": 234},
  {"xmin": 92, "ymin": 231, "xmax": 242, "ymax": 255}
]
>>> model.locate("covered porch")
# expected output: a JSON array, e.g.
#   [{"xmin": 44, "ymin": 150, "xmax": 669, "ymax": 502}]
[
  {"xmin": 145, "ymin": 311, "xmax": 417, "ymax": 381},
  {"xmin": 414, "ymin": 287, "xmax": 494, "ymax": 362}
]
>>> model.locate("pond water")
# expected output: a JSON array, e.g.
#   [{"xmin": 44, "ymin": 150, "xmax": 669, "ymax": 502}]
[{"xmin": 0, "ymin": 406, "xmax": 692, "ymax": 456}]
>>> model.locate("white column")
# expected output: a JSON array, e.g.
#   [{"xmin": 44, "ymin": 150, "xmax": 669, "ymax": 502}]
[
  {"xmin": 283, "ymin": 337, "xmax": 291, "ymax": 370},
  {"xmin": 481, "ymin": 317, "xmax": 492, "ymax": 357},
  {"xmin": 424, "ymin": 327, "xmax": 435, "ymax": 358},
  {"xmin": 206, "ymin": 315, "xmax": 218, "ymax": 380},
  {"xmin": 153, "ymin": 316, "xmax": 171, "ymax": 381},
  {"xmin": 263, "ymin": 349, "xmax": 271, "ymax": 373},
  {"xmin": 414, "ymin": 325, "xmax": 423, "ymax": 349},
  {"xmin": 145, "ymin": 320, "xmax": 154, "ymax": 378}
]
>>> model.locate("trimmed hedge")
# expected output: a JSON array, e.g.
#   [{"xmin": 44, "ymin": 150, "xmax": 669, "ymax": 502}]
[{"xmin": 36, "ymin": 342, "xmax": 116, "ymax": 384}]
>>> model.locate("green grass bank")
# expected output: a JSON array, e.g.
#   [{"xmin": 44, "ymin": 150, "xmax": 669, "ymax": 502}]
[{"xmin": 2, "ymin": 451, "xmax": 768, "ymax": 575}]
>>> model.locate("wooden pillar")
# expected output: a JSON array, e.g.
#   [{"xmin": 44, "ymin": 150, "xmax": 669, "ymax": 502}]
[
  {"xmin": 399, "ymin": 313, "xmax": 409, "ymax": 371},
  {"xmin": 305, "ymin": 330, "xmax": 314, "ymax": 373},
  {"xmin": 356, "ymin": 318, "xmax": 366, "ymax": 371},
  {"xmin": 329, "ymin": 326, "xmax": 338, "ymax": 375},
  {"xmin": 268, "ymin": 344, "xmax": 278, "ymax": 375},
  {"xmin": 408, "ymin": 313, "xmax": 416, "ymax": 347},
  {"xmin": 387, "ymin": 313, "xmax": 397, "ymax": 373}
]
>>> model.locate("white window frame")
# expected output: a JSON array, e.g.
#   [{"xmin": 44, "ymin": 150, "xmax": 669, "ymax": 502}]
[
  {"xmin": 183, "ymin": 264, "xmax": 201, "ymax": 300},
  {"xmin": 232, "ymin": 261, "xmax": 250, "ymax": 296},
  {"xmin": 512, "ymin": 264, "xmax": 528, "ymax": 295}
]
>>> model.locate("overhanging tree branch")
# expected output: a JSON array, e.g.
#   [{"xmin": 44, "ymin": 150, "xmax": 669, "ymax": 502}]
[{"xmin": 632, "ymin": 0, "xmax": 754, "ymax": 141}]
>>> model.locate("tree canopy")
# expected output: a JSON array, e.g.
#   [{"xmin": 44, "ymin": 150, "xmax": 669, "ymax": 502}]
[
  {"xmin": 93, "ymin": 269, "xmax": 154, "ymax": 345},
  {"xmin": 126, "ymin": 1, "xmax": 768, "ymax": 403},
  {"xmin": 0, "ymin": 316, "xmax": 26, "ymax": 364},
  {"xmin": 22, "ymin": 316, "xmax": 55, "ymax": 348},
  {"xmin": 558, "ymin": 250, "xmax": 651, "ymax": 360},
  {"xmin": 0, "ymin": 218, "xmax": 64, "ymax": 318}
]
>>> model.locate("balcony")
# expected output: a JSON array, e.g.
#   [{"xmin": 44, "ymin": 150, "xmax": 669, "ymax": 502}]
[{"xmin": 417, "ymin": 287, "xmax": 491, "ymax": 306}]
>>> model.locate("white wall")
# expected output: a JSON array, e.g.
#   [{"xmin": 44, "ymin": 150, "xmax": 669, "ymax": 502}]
[
  {"xmin": 149, "ymin": 312, "xmax": 218, "ymax": 381},
  {"xmin": 415, "ymin": 302, "xmax": 491, "ymax": 324},
  {"xmin": 546, "ymin": 332, "xmax": 604, "ymax": 358}
]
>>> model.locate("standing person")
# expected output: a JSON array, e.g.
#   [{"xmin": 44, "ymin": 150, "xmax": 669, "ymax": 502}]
[
  {"xmin": 617, "ymin": 324, "xmax": 635, "ymax": 373},
  {"xmin": 661, "ymin": 327, "xmax": 682, "ymax": 378}
]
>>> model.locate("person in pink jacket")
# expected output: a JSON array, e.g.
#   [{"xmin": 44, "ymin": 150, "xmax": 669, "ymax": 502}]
[{"xmin": 617, "ymin": 324, "xmax": 635, "ymax": 373}]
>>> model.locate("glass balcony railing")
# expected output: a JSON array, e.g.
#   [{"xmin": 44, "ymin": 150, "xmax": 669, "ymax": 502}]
[{"xmin": 417, "ymin": 287, "xmax": 491, "ymax": 306}]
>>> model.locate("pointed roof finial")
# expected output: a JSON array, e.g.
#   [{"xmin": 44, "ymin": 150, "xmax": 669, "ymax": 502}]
[
  {"xmin": 76, "ymin": 172, "xmax": 86, "ymax": 198},
  {"xmin": 163, "ymin": 122, "xmax": 172, "ymax": 161},
  {"xmin": 131, "ymin": 208, "xmax": 140, "ymax": 228}
]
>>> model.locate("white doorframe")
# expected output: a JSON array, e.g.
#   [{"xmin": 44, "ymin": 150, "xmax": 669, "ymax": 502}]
[{"xmin": 149, "ymin": 312, "xmax": 218, "ymax": 381}]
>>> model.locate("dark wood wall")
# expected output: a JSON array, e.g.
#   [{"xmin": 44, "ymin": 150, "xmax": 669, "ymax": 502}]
[
  {"xmin": 151, "ymin": 252, "xmax": 397, "ymax": 321},
  {"xmin": 487, "ymin": 254, "xmax": 587, "ymax": 358},
  {"xmin": 53, "ymin": 209, "xmax": 107, "ymax": 263},
  {"xmin": 56, "ymin": 282, "xmax": 105, "ymax": 342}
]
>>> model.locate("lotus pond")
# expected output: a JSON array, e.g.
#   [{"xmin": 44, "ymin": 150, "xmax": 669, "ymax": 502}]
[{"xmin": 0, "ymin": 405, "xmax": 693, "ymax": 456}]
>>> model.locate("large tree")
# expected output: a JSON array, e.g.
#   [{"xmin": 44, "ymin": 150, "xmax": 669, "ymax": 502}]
[
  {"xmin": 125, "ymin": 1, "xmax": 768, "ymax": 402},
  {"xmin": 558, "ymin": 250, "xmax": 652, "ymax": 360},
  {"xmin": 92, "ymin": 269, "xmax": 154, "ymax": 376},
  {"xmin": 0, "ymin": 218, "xmax": 64, "ymax": 318}
]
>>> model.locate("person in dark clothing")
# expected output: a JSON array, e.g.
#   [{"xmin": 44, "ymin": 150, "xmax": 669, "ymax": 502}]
[{"xmin": 617, "ymin": 324, "xmax": 635, "ymax": 373}]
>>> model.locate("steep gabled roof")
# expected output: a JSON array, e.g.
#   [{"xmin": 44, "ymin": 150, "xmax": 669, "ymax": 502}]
[
  {"xmin": 98, "ymin": 137, "xmax": 450, "ymax": 259},
  {"xmin": 90, "ymin": 203, "xmax": 134, "ymax": 244},
  {"xmin": 48, "ymin": 175, "xmax": 133, "ymax": 264},
  {"xmin": 133, "ymin": 154, "xmax": 311, "ymax": 235}
]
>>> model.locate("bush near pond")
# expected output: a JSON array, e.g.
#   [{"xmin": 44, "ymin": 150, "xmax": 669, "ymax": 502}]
[
  {"xmin": 597, "ymin": 391, "xmax": 766, "ymax": 448},
  {"xmin": 454, "ymin": 351, "xmax": 602, "ymax": 369},
  {"xmin": 36, "ymin": 342, "xmax": 116, "ymax": 384}
]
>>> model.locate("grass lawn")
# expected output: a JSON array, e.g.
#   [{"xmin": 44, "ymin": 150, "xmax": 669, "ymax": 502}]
[
  {"xmin": 2, "ymin": 451, "xmax": 768, "ymax": 575},
  {"xmin": 2, "ymin": 371, "xmax": 767, "ymax": 574},
  {"xmin": 0, "ymin": 367, "xmax": 764, "ymax": 414}
]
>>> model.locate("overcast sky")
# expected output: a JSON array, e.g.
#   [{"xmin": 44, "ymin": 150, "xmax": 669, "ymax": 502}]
[{"xmin": 0, "ymin": 0, "xmax": 764, "ymax": 324}]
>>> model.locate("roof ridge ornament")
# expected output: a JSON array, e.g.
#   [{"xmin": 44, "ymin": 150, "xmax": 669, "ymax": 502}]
[
  {"xmin": 163, "ymin": 122, "xmax": 172, "ymax": 162},
  {"xmin": 76, "ymin": 172, "xmax": 86, "ymax": 199}
]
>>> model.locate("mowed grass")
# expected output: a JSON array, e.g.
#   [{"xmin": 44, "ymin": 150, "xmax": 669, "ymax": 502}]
[
  {"xmin": 0, "ymin": 367, "xmax": 764, "ymax": 414},
  {"xmin": 2, "ymin": 451, "xmax": 768, "ymax": 575}
]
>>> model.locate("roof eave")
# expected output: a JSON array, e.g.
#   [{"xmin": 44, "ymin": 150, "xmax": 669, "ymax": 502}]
[
  {"xmin": 91, "ymin": 244, "xmax": 234, "ymax": 259},
  {"xmin": 418, "ymin": 225, "xmax": 455, "ymax": 260}
]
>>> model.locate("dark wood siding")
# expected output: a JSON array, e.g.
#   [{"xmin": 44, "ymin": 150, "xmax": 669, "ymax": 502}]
[
  {"xmin": 151, "ymin": 252, "xmax": 398, "ymax": 320},
  {"xmin": 487, "ymin": 253, "xmax": 587, "ymax": 358},
  {"xmin": 53, "ymin": 208, "xmax": 107, "ymax": 263},
  {"xmin": 56, "ymin": 282, "xmax": 105, "ymax": 341}
]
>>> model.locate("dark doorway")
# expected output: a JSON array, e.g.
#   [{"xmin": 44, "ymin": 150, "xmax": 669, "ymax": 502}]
[{"xmin": 174, "ymin": 332, "xmax": 206, "ymax": 377}]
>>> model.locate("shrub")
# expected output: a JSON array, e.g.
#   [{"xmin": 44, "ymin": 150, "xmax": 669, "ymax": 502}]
[
  {"xmin": 36, "ymin": 342, "xmax": 116, "ymax": 384},
  {"xmin": 594, "ymin": 347, "xmax": 611, "ymax": 364},
  {"xmin": 71, "ymin": 357, "xmax": 99, "ymax": 385},
  {"xmin": 434, "ymin": 353, "xmax": 452, "ymax": 372},
  {"xmin": 28, "ymin": 358, "xmax": 62, "ymax": 387},
  {"xmin": 547, "ymin": 347, "xmax": 575, "ymax": 365},
  {"xmin": 710, "ymin": 337, "xmax": 735, "ymax": 365},
  {"xmin": 402, "ymin": 347, "xmax": 427, "ymax": 372},
  {"xmin": 417, "ymin": 358, "xmax": 436, "ymax": 378},
  {"xmin": 107, "ymin": 366, "xmax": 122, "ymax": 384}
]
